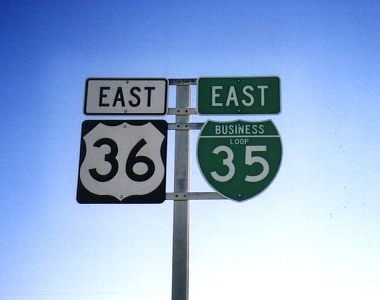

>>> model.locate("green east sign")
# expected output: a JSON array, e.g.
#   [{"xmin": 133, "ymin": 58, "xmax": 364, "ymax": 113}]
[
  {"xmin": 197, "ymin": 77, "xmax": 280, "ymax": 115},
  {"xmin": 197, "ymin": 120, "xmax": 282, "ymax": 201}
]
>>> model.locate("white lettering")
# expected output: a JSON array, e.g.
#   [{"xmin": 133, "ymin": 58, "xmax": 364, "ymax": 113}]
[
  {"xmin": 229, "ymin": 138, "xmax": 249, "ymax": 145},
  {"xmin": 215, "ymin": 125, "xmax": 221, "ymax": 135},
  {"xmin": 214, "ymin": 124, "xmax": 265, "ymax": 135},
  {"xmin": 226, "ymin": 86, "xmax": 239, "ymax": 106},
  {"xmin": 257, "ymin": 85, "xmax": 268, "ymax": 106},
  {"xmin": 212, "ymin": 86, "xmax": 223, "ymax": 106},
  {"xmin": 259, "ymin": 124, "xmax": 265, "ymax": 134},
  {"xmin": 242, "ymin": 85, "xmax": 254, "ymax": 106}
]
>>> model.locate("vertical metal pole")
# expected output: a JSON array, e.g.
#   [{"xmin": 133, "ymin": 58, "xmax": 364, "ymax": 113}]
[{"xmin": 172, "ymin": 84, "xmax": 190, "ymax": 300}]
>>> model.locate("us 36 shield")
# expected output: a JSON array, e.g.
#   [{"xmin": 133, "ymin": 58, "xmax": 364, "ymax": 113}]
[
  {"xmin": 77, "ymin": 120, "xmax": 167, "ymax": 204},
  {"xmin": 197, "ymin": 120, "xmax": 282, "ymax": 201}
]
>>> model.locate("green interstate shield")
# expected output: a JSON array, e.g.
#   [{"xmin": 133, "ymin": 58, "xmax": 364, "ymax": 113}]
[{"xmin": 197, "ymin": 120, "xmax": 282, "ymax": 201}]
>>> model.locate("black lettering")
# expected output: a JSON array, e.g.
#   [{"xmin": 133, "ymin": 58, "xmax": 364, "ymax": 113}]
[
  {"xmin": 99, "ymin": 87, "xmax": 110, "ymax": 107},
  {"xmin": 113, "ymin": 87, "xmax": 126, "ymax": 107},
  {"xmin": 89, "ymin": 138, "xmax": 118, "ymax": 182},
  {"xmin": 129, "ymin": 87, "xmax": 141, "ymax": 107},
  {"xmin": 126, "ymin": 139, "xmax": 155, "ymax": 182},
  {"xmin": 144, "ymin": 86, "xmax": 155, "ymax": 107}
]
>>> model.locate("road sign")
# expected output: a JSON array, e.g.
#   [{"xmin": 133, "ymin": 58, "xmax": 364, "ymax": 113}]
[
  {"xmin": 85, "ymin": 78, "xmax": 168, "ymax": 115},
  {"xmin": 197, "ymin": 120, "xmax": 282, "ymax": 201},
  {"xmin": 197, "ymin": 77, "xmax": 280, "ymax": 115},
  {"xmin": 77, "ymin": 120, "xmax": 168, "ymax": 203}
]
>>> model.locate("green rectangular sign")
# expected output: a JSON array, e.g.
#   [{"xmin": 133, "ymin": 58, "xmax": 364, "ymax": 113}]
[{"xmin": 197, "ymin": 77, "xmax": 280, "ymax": 115}]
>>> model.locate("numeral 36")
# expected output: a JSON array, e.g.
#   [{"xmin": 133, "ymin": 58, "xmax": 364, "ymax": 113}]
[{"xmin": 89, "ymin": 138, "xmax": 155, "ymax": 182}]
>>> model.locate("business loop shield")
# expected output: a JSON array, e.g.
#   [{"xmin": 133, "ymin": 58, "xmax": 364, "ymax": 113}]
[{"xmin": 197, "ymin": 120, "xmax": 282, "ymax": 201}]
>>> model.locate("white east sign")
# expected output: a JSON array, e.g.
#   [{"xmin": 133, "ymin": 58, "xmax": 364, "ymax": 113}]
[{"xmin": 85, "ymin": 78, "xmax": 168, "ymax": 115}]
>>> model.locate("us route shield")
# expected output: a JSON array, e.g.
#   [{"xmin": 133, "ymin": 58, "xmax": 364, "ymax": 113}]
[
  {"xmin": 77, "ymin": 120, "xmax": 167, "ymax": 204},
  {"xmin": 197, "ymin": 120, "xmax": 282, "ymax": 201}
]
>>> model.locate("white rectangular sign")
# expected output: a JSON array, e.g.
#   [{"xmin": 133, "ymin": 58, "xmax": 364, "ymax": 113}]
[{"xmin": 85, "ymin": 78, "xmax": 168, "ymax": 115}]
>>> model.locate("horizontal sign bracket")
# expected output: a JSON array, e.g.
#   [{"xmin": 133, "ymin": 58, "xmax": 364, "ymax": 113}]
[
  {"xmin": 166, "ymin": 192, "xmax": 226, "ymax": 200},
  {"xmin": 169, "ymin": 78, "xmax": 197, "ymax": 86},
  {"xmin": 168, "ymin": 123, "xmax": 204, "ymax": 131},
  {"xmin": 167, "ymin": 108, "xmax": 198, "ymax": 116}
]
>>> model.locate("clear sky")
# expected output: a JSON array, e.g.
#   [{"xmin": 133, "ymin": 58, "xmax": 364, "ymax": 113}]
[{"xmin": 1, "ymin": 0, "xmax": 380, "ymax": 299}]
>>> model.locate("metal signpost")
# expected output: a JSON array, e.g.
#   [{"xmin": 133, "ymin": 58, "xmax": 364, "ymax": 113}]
[
  {"xmin": 77, "ymin": 76, "xmax": 282, "ymax": 300},
  {"xmin": 171, "ymin": 81, "xmax": 191, "ymax": 300}
]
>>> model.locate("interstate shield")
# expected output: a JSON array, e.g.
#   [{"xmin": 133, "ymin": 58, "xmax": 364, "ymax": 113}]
[{"xmin": 197, "ymin": 120, "xmax": 282, "ymax": 201}]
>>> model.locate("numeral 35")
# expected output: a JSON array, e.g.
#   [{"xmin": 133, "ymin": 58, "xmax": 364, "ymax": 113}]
[{"xmin": 210, "ymin": 145, "xmax": 269, "ymax": 182}]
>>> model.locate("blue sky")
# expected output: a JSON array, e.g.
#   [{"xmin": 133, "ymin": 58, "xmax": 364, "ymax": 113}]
[{"xmin": 1, "ymin": 0, "xmax": 380, "ymax": 299}]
